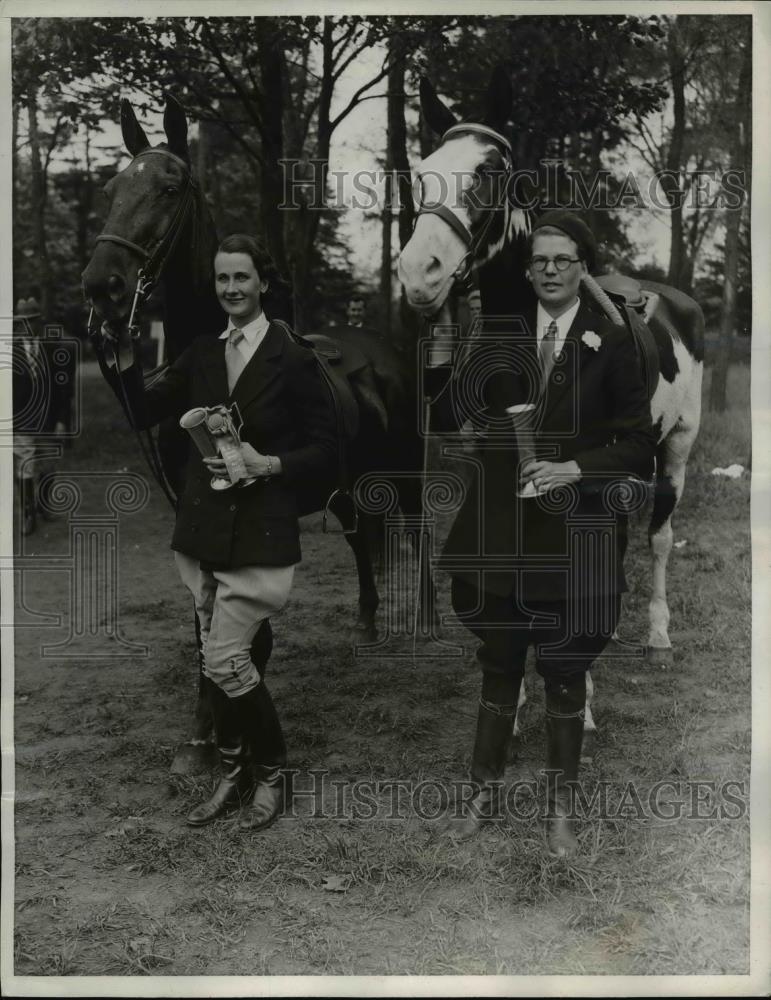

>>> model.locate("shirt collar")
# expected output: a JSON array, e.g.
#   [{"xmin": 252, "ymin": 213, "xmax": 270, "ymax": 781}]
[
  {"xmin": 219, "ymin": 310, "xmax": 270, "ymax": 342},
  {"xmin": 536, "ymin": 297, "xmax": 581, "ymax": 343}
]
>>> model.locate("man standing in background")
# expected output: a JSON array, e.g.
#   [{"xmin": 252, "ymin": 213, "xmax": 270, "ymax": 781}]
[{"xmin": 12, "ymin": 296, "xmax": 71, "ymax": 536}]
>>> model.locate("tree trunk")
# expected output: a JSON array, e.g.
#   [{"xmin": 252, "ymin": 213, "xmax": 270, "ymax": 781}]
[
  {"xmin": 709, "ymin": 25, "xmax": 751, "ymax": 412},
  {"xmin": 26, "ymin": 87, "xmax": 52, "ymax": 315},
  {"xmin": 665, "ymin": 17, "xmax": 687, "ymax": 291},
  {"xmin": 196, "ymin": 116, "xmax": 208, "ymax": 196},
  {"xmin": 293, "ymin": 17, "xmax": 336, "ymax": 333},
  {"xmin": 256, "ymin": 20, "xmax": 290, "ymax": 297},
  {"xmin": 74, "ymin": 127, "xmax": 94, "ymax": 275},
  {"xmin": 388, "ymin": 45, "xmax": 417, "ymax": 351}
]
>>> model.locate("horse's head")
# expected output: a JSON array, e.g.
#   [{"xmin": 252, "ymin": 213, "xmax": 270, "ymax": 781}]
[
  {"xmin": 398, "ymin": 68, "xmax": 530, "ymax": 316},
  {"xmin": 82, "ymin": 95, "xmax": 198, "ymax": 335}
]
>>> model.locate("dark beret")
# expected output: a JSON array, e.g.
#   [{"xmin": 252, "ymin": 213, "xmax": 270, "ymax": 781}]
[{"xmin": 532, "ymin": 211, "xmax": 597, "ymax": 271}]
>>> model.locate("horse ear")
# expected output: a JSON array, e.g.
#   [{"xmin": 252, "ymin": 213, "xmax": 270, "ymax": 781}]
[
  {"xmin": 120, "ymin": 99, "xmax": 150, "ymax": 157},
  {"xmin": 484, "ymin": 66, "xmax": 512, "ymax": 132},
  {"xmin": 419, "ymin": 77, "xmax": 457, "ymax": 136},
  {"xmin": 163, "ymin": 93, "xmax": 189, "ymax": 160}
]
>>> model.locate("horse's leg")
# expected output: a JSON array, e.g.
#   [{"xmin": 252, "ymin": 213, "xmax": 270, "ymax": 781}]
[
  {"xmin": 581, "ymin": 670, "xmax": 597, "ymax": 761},
  {"xmin": 648, "ymin": 412, "xmax": 700, "ymax": 667},
  {"xmin": 512, "ymin": 682, "xmax": 527, "ymax": 739},
  {"xmin": 170, "ymin": 610, "xmax": 217, "ymax": 775},
  {"xmin": 395, "ymin": 475, "xmax": 440, "ymax": 635},
  {"xmin": 345, "ymin": 515, "xmax": 380, "ymax": 642}
]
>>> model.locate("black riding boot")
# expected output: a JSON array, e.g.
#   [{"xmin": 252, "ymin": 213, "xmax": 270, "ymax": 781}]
[
  {"xmin": 186, "ymin": 679, "xmax": 252, "ymax": 827},
  {"xmin": 20, "ymin": 479, "xmax": 36, "ymax": 536},
  {"xmin": 544, "ymin": 673, "xmax": 586, "ymax": 858},
  {"xmin": 445, "ymin": 686, "xmax": 519, "ymax": 840},
  {"xmin": 233, "ymin": 680, "xmax": 288, "ymax": 832}
]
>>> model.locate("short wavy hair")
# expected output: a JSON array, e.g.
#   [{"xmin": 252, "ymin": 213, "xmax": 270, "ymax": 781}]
[{"xmin": 216, "ymin": 233, "xmax": 293, "ymax": 322}]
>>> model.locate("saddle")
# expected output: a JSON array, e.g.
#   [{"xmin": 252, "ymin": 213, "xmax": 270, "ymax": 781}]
[
  {"xmin": 594, "ymin": 274, "xmax": 661, "ymax": 401},
  {"xmin": 272, "ymin": 322, "xmax": 391, "ymax": 532},
  {"xmin": 302, "ymin": 333, "xmax": 389, "ymax": 438}
]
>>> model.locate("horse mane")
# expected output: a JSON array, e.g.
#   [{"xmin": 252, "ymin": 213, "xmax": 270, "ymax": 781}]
[{"xmin": 159, "ymin": 145, "xmax": 224, "ymax": 360}]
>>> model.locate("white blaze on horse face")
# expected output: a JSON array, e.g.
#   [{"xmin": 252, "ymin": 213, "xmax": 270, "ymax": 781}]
[{"xmin": 399, "ymin": 135, "xmax": 489, "ymax": 313}]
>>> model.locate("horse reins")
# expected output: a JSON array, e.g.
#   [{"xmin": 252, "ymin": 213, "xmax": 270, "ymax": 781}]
[{"xmin": 88, "ymin": 147, "xmax": 198, "ymax": 510}]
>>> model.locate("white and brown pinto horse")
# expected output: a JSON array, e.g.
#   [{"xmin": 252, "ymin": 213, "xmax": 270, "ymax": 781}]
[{"xmin": 398, "ymin": 70, "xmax": 704, "ymax": 740}]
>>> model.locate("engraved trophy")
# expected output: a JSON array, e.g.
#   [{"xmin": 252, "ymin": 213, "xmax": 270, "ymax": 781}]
[
  {"xmin": 179, "ymin": 404, "xmax": 256, "ymax": 490},
  {"xmin": 507, "ymin": 402, "xmax": 547, "ymax": 498}
]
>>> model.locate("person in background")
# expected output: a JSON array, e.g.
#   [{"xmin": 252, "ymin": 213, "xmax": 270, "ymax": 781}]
[
  {"xmin": 12, "ymin": 296, "xmax": 70, "ymax": 536},
  {"xmin": 345, "ymin": 295, "xmax": 366, "ymax": 328}
]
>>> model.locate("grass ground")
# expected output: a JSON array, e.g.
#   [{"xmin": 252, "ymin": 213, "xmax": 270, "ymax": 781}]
[{"xmin": 10, "ymin": 360, "xmax": 752, "ymax": 981}]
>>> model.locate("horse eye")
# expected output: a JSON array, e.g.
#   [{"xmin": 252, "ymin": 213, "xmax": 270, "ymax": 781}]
[{"xmin": 164, "ymin": 186, "xmax": 179, "ymax": 196}]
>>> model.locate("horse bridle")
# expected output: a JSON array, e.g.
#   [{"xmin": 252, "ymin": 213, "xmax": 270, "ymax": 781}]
[
  {"xmin": 89, "ymin": 147, "xmax": 198, "ymax": 339},
  {"xmin": 415, "ymin": 122, "xmax": 515, "ymax": 291},
  {"xmin": 87, "ymin": 147, "xmax": 198, "ymax": 509}
]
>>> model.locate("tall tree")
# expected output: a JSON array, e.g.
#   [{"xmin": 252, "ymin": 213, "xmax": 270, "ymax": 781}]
[{"xmin": 709, "ymin": 19, "xmax": 751, "ymax": 412}]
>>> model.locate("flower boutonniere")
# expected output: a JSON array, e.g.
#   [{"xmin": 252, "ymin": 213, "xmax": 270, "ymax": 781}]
[{"xmin": 582, "ymin": 330, "xmax": 602, "ymax": 352}]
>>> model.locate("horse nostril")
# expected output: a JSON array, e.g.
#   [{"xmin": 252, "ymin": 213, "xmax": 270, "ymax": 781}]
[
  {"xmin": 425, "ymin": 256, "xmax": 443, "ymax": 279},
  {"xmin": 107, "ymin": 274, "xmax": 126, "ymax": 301}
]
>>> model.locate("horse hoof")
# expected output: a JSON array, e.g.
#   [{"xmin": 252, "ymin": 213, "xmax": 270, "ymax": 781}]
[
  {"xmin": 647, "ymin": 646, "xmax": 673, "ymax": 669},
  {"xmin": 581, "ymin": 729, "xmax": 597, "ymax": 764},
  {"xmin": 169, "ymin": 740, "xmax": 218, "ymax": 776},
  {"xmin": 350, "ymin": 622, "xmax": 377, "ymax": 645}
]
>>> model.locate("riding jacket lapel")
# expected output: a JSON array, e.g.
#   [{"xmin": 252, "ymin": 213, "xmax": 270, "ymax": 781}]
[
  {"xmin": 199, "ymin": 336, "xmax": 230, "ymax": 404},
  {"xmin": 230, "ymin": 322, "xmax": 284, "ymax": 410},
  {"xmin": 540, "ymin": 300, "xmax": 596, "ymax": 423}
]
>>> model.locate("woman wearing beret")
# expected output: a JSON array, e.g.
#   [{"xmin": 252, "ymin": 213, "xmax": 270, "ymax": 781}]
[
  {"xmin": 428, "ymin": 211, "xmax": 657, "ymax": 856},
  {"xmin": 105, "ymin": 234, "xmax": 337, "ymax": 830}
]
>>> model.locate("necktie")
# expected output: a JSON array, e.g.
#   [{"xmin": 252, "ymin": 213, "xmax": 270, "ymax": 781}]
[
  {"xmin": 539, "ymin": 320, "xmax": 558, "ymax": 389},
  {"xmin": 225, "ymin": 329, "xmax": 247, "ymax": 393}
]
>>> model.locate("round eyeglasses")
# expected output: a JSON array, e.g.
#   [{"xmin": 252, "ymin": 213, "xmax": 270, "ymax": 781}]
[{"xmin": 529, "ymin": 255, "xmax": 582, "ymax": 272}]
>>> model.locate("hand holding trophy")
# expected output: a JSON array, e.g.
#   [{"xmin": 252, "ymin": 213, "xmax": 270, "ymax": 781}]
[
  {"xmin": 506, "ymin": 402, "xmax": 547, "ymax": 499},
  {"xmin": 180, "ymin": 404, "xmax": 256, "ymax": 490}
]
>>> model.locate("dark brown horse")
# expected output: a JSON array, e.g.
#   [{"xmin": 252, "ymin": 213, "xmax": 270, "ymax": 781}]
[{"xmin": 82, "ymin": 95, "xmax": 436, "ymax": 772}]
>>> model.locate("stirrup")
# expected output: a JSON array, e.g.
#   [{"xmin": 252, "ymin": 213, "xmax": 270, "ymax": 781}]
[{"xmin": 322, "ymin": 489, "xmax": 358, "ymax": 534}]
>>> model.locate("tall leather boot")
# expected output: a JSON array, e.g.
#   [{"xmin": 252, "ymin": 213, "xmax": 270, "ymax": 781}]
[
  {"xmin": 233, "ymin": 680, "xmax": 288, "ymax": 832},
  {"xmin": 544, "ymin": 673, "xmax": 586, "ymax": 858},
  {"xmin": 20, "ymin": 478, "xmax": 36, "ymax": 536},
  {"xmin": 444, "ymin": 691, "xmax": 518, "ymax": 840},
  {"xmin": 186, "ymin": 679, "xmax": 253, "ymax": 827}
]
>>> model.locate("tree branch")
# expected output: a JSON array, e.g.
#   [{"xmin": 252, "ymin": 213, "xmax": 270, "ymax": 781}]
[{"xmin": 330, "ymin": 60, "xmax": 390, "ymax": 131}]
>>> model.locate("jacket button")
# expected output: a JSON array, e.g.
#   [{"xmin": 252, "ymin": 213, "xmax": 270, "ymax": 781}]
[
  {"xmin": 229, "ymin": 504, "xmax": 236, "ymax": 512},
  {"xmin": 193, "ymin": 498, "xmax": 200, "ymax": 506}
]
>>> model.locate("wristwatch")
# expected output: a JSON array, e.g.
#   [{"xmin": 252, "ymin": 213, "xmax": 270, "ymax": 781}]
[{"xmin": 264, "ymin": 456, "xmax": 273, "ymax": 481}]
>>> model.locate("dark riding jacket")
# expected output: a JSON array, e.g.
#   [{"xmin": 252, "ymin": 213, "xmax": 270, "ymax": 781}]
[
  {"xmin": 427, "ymin": 299, "xmax": 657, "ymax": 602},
  {"xmin": 106, "ymin": 323, "xmax": 337, "ymax": 569}
]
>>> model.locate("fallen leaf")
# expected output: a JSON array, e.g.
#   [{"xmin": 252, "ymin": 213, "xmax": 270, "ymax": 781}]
[{"xmin": 321, "ymin": 874, "xmax": 350, "ymax": 893}]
